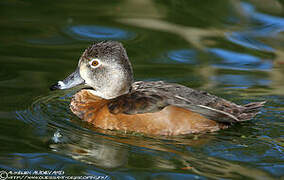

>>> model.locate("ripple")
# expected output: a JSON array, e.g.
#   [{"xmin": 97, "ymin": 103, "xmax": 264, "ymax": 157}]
[
  {"xmin": 167, "ymin": 49, "xmax": 197, "ymax": 64},
  {"xmin": 227, "ymin": 2, "xmax": 284, "ymax": 52},
  {"xmin": 226, "ymin": 32, "xmax": 274, "ymax": 52},
  {"xmin": 15, "ymin": 90, "xmax": 81, "ymax": 136},
  {"xmin": 65, "ymin": 25, "xmax": 135, "ymax": 41},
  {"xmin": 209, "ymin": 48, "xmax": 272, "ymax": 71},
  {"xmin": 242, "ymin": 2, "xmax": 284, "ymax": 31}
]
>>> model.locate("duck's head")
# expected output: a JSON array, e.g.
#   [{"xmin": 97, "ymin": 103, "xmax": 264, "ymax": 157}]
[{"xmin": 50, "ymin": 41, "xmax": 134, "ymax": 99}]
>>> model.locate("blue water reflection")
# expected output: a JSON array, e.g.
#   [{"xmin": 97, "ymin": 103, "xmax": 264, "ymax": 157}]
[
  {"xmin": 227, "ymin": 2, "xmax": 284, "ymax": 51},
  {"xmin": 66, "ymin": 25, "xmax": 135, "ymax": 41},
  {"xmin": 204, "ymin": 140, "xmax": 284, "ymax": 177},
  {"xmin": 242, "ymin": 2, "xmax": 284, "ymax": 31},
  {"xmin": 209, "ymin": 48, "xmax": 272, "ymax": 71},
  {"xmin": 167, "ymin": 49, "xmax": 197, "ymax": 64},
  {"xmin": 226, "ymin": 32, "xmax": 274, "ymax": 52}
]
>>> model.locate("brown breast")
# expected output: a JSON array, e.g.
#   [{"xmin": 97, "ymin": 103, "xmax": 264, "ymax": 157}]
[{"xmin": 70, "ymin": 89, "xmax": 227, "ymax": 136}]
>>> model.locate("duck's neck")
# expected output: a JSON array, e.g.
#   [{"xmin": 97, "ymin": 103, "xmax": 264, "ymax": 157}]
[{"xmin": 88, "ymin": 72, "xmax": 133, "ymax": 100}]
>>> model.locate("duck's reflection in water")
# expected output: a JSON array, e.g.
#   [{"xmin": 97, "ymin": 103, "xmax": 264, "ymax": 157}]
[
  {"xmin": 48, "ymin": 125, "xmax": 273, "ymax": 179},
  {"xmin": 49, "ymin": 130, "xmax": 128, "ymax": 169},
  {"xmin": 49, "ymin": 123, "xmax": 211, "ymax": 169}
]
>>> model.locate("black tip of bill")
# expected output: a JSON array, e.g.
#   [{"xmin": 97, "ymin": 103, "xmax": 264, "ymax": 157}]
[
  {"xmin": 49, "ymin": 68, "xmax": 85, "ymax": 91},
  {"xmin": 50, "ymin": 83, "xmax": 60, "ymax": 91}
]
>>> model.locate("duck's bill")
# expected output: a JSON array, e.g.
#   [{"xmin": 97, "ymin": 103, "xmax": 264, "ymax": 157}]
[{"xmin": 50, "ymin": 68, "xmax": 85, "ymax": 91}]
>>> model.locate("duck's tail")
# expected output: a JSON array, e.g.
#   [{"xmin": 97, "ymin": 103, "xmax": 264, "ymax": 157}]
[{"xmin": 237, "ymin": 101, "xmax": 266, "ymax": 121}]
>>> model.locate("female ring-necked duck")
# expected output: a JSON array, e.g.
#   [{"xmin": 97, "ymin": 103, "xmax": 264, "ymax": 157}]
[{"xmin": 50, "ymin": 41, "xmax": 265, "ymax": 136}]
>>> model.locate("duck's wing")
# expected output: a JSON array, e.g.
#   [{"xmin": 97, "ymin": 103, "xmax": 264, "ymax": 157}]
[
  {"xmin": 108, "ymin": 81, "xmax": 264, "ymax": 123},
  {"xmin": 108, "ymin": 87, "xmax": 168, "ymax": 115}
]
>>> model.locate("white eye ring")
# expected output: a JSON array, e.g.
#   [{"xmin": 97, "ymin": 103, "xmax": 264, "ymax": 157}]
[{"xmin": 89, "ymin": 59, "xmax": 101, "ymax": 68}]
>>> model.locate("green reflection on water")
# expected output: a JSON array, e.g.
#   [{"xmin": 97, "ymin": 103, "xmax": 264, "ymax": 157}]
[{"xmin": 0, "ymin": 0, "xmax": 283, "ymax": 179}]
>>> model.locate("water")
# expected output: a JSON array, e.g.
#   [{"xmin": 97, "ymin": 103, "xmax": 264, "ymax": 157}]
[{"xmin": 0, "ymin": 0, "xmax": 283, "ymax": 179}]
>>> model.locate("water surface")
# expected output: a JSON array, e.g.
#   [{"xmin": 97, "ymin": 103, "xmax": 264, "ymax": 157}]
[{"xmin": 0, "ymin": 0, "xmax": 283, "ymax": 179}]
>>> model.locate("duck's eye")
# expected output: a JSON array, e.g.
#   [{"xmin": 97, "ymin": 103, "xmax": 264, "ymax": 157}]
[
  {"xmin": 91, "ymin": 60, "xmax": 99, "ymax": 67},
  {"xmin": 89, "ymin": 59, "xmax": 101, "ymax": 68}
]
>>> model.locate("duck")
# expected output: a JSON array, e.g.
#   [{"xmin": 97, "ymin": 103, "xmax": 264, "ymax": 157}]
[{"xmin": 50, "ymin": 41, "xmax": 265, "ymax": 136}]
